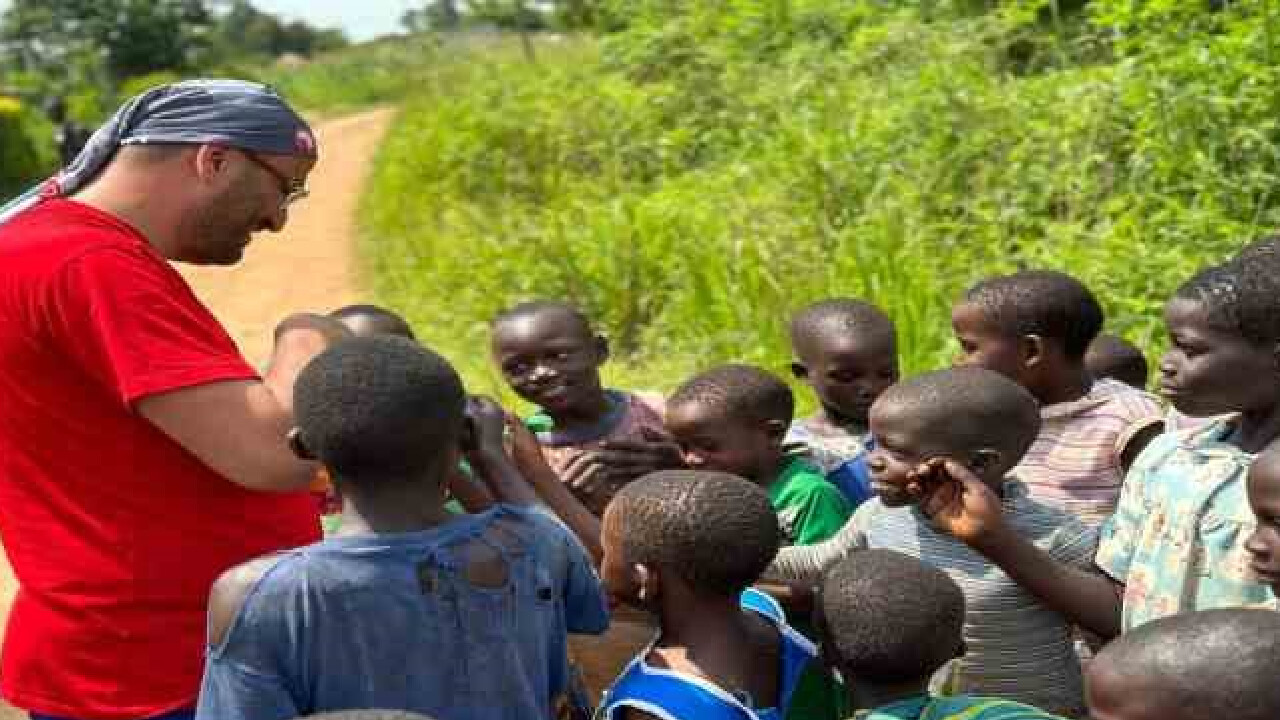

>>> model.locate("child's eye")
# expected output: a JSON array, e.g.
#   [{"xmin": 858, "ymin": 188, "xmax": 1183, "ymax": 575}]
[{"xmin": 503, "ymin": 361, "xmax": 531, "ymax": 375}]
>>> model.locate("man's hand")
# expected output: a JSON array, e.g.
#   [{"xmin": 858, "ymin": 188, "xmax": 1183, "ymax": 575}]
[{"xmin": 912, "ymin": 458, "xmax": 1008, "ymax": 549}]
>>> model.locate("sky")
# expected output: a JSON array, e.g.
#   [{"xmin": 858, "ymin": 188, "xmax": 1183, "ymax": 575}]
[{"xmin": 0, "ymin": 1, "xmax": 419, "ymax": 43}]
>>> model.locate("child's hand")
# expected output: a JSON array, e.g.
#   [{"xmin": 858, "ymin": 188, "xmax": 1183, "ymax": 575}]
[
  {"xmin": 273, "ymin": 313, "xmax": 350, "ymax": 344},
  {"xmin": 463, "ymin": 395, "xmax": 509, "ymax": 457},
  {"xmin": 597, "ymin": 427, "xmax": 684, "ymax": 482},
  {"xmin": 911, "ymin": 458, "xmax": 1008, "ymax": 548}
]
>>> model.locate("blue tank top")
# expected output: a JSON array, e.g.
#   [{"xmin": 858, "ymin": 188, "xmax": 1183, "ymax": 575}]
[{"xmin": 598, "ymin": 588, "xmax": 818, "ymax": 720}]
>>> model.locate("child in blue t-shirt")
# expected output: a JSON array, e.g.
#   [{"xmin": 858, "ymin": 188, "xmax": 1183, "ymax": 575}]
[
  {"xmin": 195, "ymin": 337, "xmax": 608, "ymax": 720},
  {"xmin": 786, "ymin": 299, "xmax": 899, "ymax": 508},
  {"xmin": 597, "ymin": 470, "xmax": 826, "ymax": 720}
]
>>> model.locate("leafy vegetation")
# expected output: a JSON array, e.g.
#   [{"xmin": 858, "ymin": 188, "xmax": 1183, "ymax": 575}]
[{"xmin": 358, "ymin": 1, "xmax": 1280, "ymax": 402}]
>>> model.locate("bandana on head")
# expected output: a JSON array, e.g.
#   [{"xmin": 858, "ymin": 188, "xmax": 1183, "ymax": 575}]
[{"xmin": 0, "ymin": 78, "xmax": 317, "ymax": 225}]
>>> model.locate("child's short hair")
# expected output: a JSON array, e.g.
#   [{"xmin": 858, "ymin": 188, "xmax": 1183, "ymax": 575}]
[
  {"xmin": 667, "ymin": 364, "xmax": 794, "ymax": 426},
  {"xmin": 1085, "ymin": 334, "xmax": 1148, "ymax": 389},
  {"xmin": 962, "ymin": 270, "xmax": 1104, "ymax": 359},
  {"xmin": 1174, "ymin": 263, "xmax": 1280, "ymax": 346},
  {"xmin": 490, "ymin": 299, "xmax": 594, "ymax": 336},
  {"xmin": 294, "ymin": 336, "xmax": 466, "ymax": 484},
  {"xmin": 294, "ymin": 707, "xmax": 440, "ymax": 712},
  {"xmin": 607, "ymin": 470, "xmax": 780, "ymax": 596},
  {"xmin": 818, "ymin": 549, "xmax": 964, "ymax": 683},
  {"xmin": 1091, "ymin": 609, "xmax": 1280, "ymax": 720},
  {"xmin": 789, "ymin": 299, "xmax": 896, "ymax": 353},
  {"xmin": 874, "ymin": 367, "xmax": 1041, "ymax": 471},
  {"xmin": 330, "ymin": 304, "xmax": 417, "ymax": 340}
]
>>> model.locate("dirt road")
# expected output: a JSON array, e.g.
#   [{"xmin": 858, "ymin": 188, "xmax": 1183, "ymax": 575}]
[{"xmin": 0, "ymin": 107, "xmax": 394, "ymax": 718}]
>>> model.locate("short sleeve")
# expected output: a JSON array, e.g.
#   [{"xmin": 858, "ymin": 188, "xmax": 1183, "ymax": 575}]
[
  {"xmin": 1096, "ymin": 434, "xmax": 1170, "ymax": 581},
  {"xmin": 1110, "ymin": 389, "xmax": 1165, "ymax": 461},
  {"xmin": 1048, "ymin": 514, "xmax": 1101, "ymax": 572},
  {"xmin": 790, "ymin": 481, "xmax": 854, "ymax": 546},
  {"xmin": 46, "ymin": 246, "xmax": 256, "ymax": 406},
  {"xmin": 195, "ymin": 654, "xmax": 299, "ymax": 720}
]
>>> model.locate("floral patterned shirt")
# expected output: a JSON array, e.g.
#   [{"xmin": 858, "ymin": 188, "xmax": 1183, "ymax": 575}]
[{"xmin": 1096, "ymin": 417, "xmax": 1272, "ymax": 631}]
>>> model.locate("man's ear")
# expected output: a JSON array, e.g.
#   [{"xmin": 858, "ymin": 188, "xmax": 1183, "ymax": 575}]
[
  {"xmin": 192, "ymin": 144, "xmax": 233, "ymax": 184},
  {"xmin": 287, "ymin": 427, "xmax": 315, "ymax": 460},
  {"xmin": 790, "ymin": 361, "xmax": 810, "ymax": 380},
  {"xmin": 968, "ymin": 448, "xmax": 1003, "ymax": 478}
]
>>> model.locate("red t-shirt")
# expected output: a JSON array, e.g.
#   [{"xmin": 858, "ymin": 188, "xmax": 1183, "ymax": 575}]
[{"xmin": 0, "ymin": 200, "xmax": 320, "ymax": 719}]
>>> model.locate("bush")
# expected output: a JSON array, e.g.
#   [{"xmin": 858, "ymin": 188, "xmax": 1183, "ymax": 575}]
[
  {"xmin": 0, "ymin": 96, "xmax": 54, "ymax": 201},
  {"xmin": 356, "ymin": 2, "xmax": 1279, "ymax": 405}
]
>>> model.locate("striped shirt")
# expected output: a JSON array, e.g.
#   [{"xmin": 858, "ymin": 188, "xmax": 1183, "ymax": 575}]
[
  {"xmin": 769, "ymin": 481, "xmax": 1097, "ymax": 716},
  {"xmin": 1014, "ymin": 378, "xmax": 1162, "ymax": 526}
]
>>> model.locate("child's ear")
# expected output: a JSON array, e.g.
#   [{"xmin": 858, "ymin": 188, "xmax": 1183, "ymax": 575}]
[
  {"xmin": 593, "ymin": 334, "xmax": 610, "ymax": 365},
  {"xmin": 765, "ymin": 418, "xmax": 788, "ymax": 443},
  {"xmin": 1021, "ymin": 334, "xmax": 1046, "ymax": 368},
  {"xmin": 790, "ymin": 361, "xmax": 810, "ymax": 380},
  {"xmin": 287, "ymin": 427, "xmax": 316, "ymax": 461},
  {"xmin": 634, "ymin": 563, "xmax": 660, "ymax": 605},
  {"xmin": 968, "ymin": 448, "xmax": 1002, "ymax": 477}
]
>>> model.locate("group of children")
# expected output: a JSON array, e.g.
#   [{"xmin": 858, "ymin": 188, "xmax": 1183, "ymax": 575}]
[{"xmin": 194, "ymin": 234, "xmax": 1280, "ymax": 720}]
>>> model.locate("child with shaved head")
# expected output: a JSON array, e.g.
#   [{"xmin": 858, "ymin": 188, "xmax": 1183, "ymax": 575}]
[
  {"xmin": 772, "ymin": 368, "xmax": 1097, "ymax": 716},
  {"xmin": 597, "ymin": 471, "xmax": 825, "ymax": 720},
  {"xmin": 1086, "ymin": 609, "xmax": 1280, "ymax": 720},
  {"xmin": 787, "ymin": 299, "xmax": 899, "ymax": 507},
  {"xmin": 818, "ymin": 549, "xmax": 1066, "ymax": 719}
]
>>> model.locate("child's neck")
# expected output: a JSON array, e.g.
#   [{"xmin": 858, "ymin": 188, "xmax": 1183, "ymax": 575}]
[
  {"xmin": 654, "ymin": 589, "xmax": 768, "ymax": 690},
  {"xmin": 819, "ymin": 406, "xmax": 867, "ymax": 435},
  {"xmin": 1231, "ymin": 404, "xmax": 1280, "ymax": 454},
  {"xmin": 1035, "ymin": 366, "xmax": 1092, "ymax": 406},
  {"xmin": 750, "ymin": 453, "xmax": 790, "ymax": 487},
  {"xmin": 546, "ymin": 388, "xmax": 615, "ymax": 433},
  {"xmin": 845, "ymin": 676, "xmax": 931, "ymax": 711},
  {"xmin": 335, "ymin": 479, "xmax": 455, "ymax": 536}
]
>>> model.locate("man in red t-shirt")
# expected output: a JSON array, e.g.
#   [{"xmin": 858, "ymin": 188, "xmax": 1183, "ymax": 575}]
[{"xmin": 0, "ymin": 80, "xmax": 345, "ymax": 720}]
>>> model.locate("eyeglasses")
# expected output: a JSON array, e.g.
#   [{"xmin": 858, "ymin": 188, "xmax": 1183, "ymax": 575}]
[{"xmin": 241, "ymin": 150, "xmax": 309, "ymax": 210}]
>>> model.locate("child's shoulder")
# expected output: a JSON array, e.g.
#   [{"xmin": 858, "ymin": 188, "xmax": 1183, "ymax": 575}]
[
  {"xmin": 206, "ymin": 550, "xmax": 299, "ymax": 648},
  {"xmin": 772, "ymin": 456, "xmax": 837, "ymax": 495}
]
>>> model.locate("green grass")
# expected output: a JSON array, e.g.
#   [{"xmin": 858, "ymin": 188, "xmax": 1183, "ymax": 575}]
[{"xmin": 348, "ymin": 3, "xmax": 1279, "ymax": 409}]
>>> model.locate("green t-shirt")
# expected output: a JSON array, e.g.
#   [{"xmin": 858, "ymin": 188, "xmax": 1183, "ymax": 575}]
[
  {"xmin": 852, "ymin": 694, "xmax": 1067, "ymax": 720},
  {"xmin": 768, "ymin": 455, "xmax": 853, "ymax": 546}
]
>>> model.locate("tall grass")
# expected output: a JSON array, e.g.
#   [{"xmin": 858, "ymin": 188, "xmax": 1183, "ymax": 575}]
[{"xmin": 356, "ymin": 2, "xmax": 1280, "ymax": 406}]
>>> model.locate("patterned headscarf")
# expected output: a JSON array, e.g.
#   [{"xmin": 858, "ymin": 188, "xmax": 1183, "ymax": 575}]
[{"xmin": 0, "ymin": 78, "xmax": 317, "ymax": 225}]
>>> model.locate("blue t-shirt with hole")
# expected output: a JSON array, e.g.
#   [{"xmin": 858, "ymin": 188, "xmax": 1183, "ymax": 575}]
[{"xmin": 195, "ymin": 505, "xmax": 609, "ymax": 720}]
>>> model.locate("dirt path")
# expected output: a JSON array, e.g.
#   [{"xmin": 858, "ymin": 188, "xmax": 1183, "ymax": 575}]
[{"xmin": 0, "ymin": 107, "xmax": 394, "ymax": 718}]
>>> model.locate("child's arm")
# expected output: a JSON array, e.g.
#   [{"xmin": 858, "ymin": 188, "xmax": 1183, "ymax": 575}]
[
  {"xmin": 508, "ymin": 418, "xmax": 604, "ymax": 565},
  {"xmin": 446, "ymin": 462, "xmax": 496, "ymax": 513},
  {"xmin": 767, "ymin": 512, "xmax": 862, "ymax": 583},
  {"xmin": 198, "ymin": 556, "xmax": 300, "ymax": 720},
  {"xmin": 462, "ymin": 396, "xmax": 543, "ymax": 507},
  {"xmin": 914, "ymin": 458, "xmax": 1123, "ymax": 639}
]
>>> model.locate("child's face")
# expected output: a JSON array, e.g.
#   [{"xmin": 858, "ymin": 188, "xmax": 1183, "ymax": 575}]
[
  {"xmin": 950, "ymin": 302, "xmax": 1029, "ymax": 386},
  {"xmin": 1159, "ymin": 298, "xmax": 1280, "ymax": 417},
  {"xmin": 865, "ymin": 400, "xmax": 933, "ymax": 507},
  {"xmin": 866, "ymin": 399, "xmax": 1000, "ymax": 508},
  {"xmin": 665, "ymin": 401, "xmax": 781, "ymax": 483},
  {"xmin": 1245, "ymin": 457, "xmax": 1280, "ymax": 594},
  {"xmin": 793, "ymin": 333, "xmax": 898, "ymax": 427},
  {"xmin": 491, "ymin": 312, "xmax": 607, "ymax": 416}
]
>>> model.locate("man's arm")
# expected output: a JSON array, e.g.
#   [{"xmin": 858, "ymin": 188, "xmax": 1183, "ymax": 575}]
[{"xmin": 138, "ymin": 317, "xmax": 345, "ymax": 493}]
